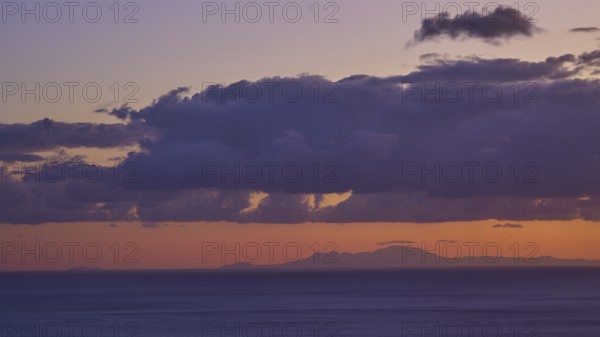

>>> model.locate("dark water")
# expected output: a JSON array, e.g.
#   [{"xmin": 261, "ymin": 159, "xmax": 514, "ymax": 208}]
[{"xmin": 0, "ymin": 268, "xmax": 599, "ymax": 337}]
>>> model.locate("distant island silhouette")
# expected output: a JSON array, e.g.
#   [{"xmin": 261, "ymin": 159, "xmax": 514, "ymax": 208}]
[{"xmin": 221, "ymin": 245, "xmax": 600, "ymax": 270}]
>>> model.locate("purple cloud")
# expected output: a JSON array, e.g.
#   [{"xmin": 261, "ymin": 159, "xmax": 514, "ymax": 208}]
[
  {"xmin": 409, "ymin": 6, "xmax": 542, "ymax": 46},
  {"xmin": 3, "ymin": 51, "xmax": 600, "ymax": 224}
]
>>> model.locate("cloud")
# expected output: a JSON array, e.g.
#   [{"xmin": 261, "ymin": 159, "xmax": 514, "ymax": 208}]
[
  {"xmin": 140, "ymin": 222, "xmax": 162, "ymax": 229},
  {"xmin": 578, "ymin": 50, "xmax": 600, "ymax": 67},
  {"xmin": 0, "ymin": 118, "xmax": 149, "ymax": 155},
  {"xmin": 400, "ymin": 54, "xmax": 577, "ymax": 82},
  {"xmin": 409, "ymin": 6, "xmax": 542, "ymax": 46},
  {"xmin": 0, "ymin": 153, "xmax": 44, "ymax": 162},
  {"xmin": 376, "ymin": 240, "xmax": 416, "ymax": 246},
  {"xmin": 419, "ymin": 53, "xmax": 442, "ymax": 62},
  {"xmin": 492, "ymin": 223, "xmax": 524, "ymax": 228},
  {"xmin": 569, "ymin": 27, "xmax": 600, "ymax": 33},
  {"xmin": 4, "ymin": 51, "xmax": 600, "ymax": 224}
]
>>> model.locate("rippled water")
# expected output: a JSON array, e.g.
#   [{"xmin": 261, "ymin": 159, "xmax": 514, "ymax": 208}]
[{"xmin": 0, "ymin": 268, "xmax": 599, "ymax": 337}]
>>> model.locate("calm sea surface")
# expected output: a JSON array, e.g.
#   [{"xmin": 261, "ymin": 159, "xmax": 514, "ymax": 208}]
[{"xmin": 0, "ymin": 268, "xmax": 599, "ymax": 337}]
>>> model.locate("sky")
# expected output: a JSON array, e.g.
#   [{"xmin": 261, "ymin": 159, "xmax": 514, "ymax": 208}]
[{"xmin": 1, "ymin": 0, "xmax": 600, "ymax": 270}]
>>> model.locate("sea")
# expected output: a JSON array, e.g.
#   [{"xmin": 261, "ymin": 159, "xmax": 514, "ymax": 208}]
[{"xmin": 0, "ymin": 268, "xmax": 599, "ymax": 337}]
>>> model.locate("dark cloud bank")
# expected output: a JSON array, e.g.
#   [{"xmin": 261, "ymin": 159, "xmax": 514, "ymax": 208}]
[{"xmin": 2, "ymin": 50, "xmax": 600, "ymax": 224}]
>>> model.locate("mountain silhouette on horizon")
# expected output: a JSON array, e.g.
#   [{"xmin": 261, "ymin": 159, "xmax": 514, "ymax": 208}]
[{"xmin": 221, "ymin": 245, "xmax": 600, "ymax": 270}]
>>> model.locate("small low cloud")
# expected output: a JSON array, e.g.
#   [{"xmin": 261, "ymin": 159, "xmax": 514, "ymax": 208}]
[
  {"xmin": 492, "ymin": 223, "xmax": 524, "ymax": 229},
  {"xmin": 108, "ymin": 223, "xmax": 119, "ymax": 228},
  {"xmin": 437, "ymin": 240, "xmax": 458, "ymax": 243},
  {"xmin": 141, "ymin": 222, "xmax": 161, "ymax": 229},
  {"xmin": 569, "ymin": 27, "xmax": 600, "ymax": 33},
  {"xmin": 377, "ymin": 240, "xmax": 416, "ymax": 246},
  {"xmin": 419, "ymin": 53, "xmax": 441, "ymax": 62}
]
